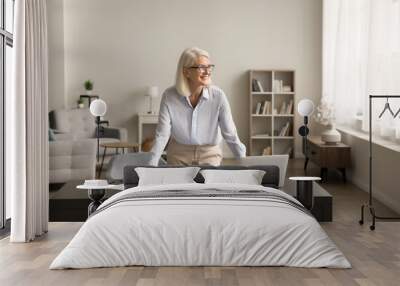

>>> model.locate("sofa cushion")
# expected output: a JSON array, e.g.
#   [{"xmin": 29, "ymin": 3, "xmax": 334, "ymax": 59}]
[
  {"xmin": 52, "ymin": 108, "xmax": 96, "ymax": 139},
  {"xmin": 49, "ymin": 139, "xmax": 96, "ymax": 183}
]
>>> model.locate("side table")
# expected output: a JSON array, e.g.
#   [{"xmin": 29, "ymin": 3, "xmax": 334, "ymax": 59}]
[
  {"xmin": 77, "ymin": 183, "xmax": 124, "ymax": 216},
  {"xmin": 289, "ymin": 176, "xmax": 321, "ymax": 210},
  {"xmin": 304, "ymin": 136, "xmax": 351, "ymax": 182}
]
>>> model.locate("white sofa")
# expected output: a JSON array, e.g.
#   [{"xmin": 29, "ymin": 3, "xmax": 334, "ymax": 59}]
[
  {"xmin": 49, "ymin": 139, "xmax": 97, "ymax": 184},
  {"xmin": 49, "ymin": 108, "xmax": 128, "ymax": 146},
  {"xmin": 49, "ymin": 108, "xmax": 128, "ymax": 183}
]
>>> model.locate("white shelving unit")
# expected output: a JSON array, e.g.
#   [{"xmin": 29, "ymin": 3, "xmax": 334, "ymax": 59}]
[{"xmin": 249, "ymin": 70, "xmax": 295, "ymax": 157}]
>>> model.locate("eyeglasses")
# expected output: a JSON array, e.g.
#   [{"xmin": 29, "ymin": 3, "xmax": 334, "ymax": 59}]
[{"xmin": 188, "ymin": 64, "xmax": 215, "ymax": 73}]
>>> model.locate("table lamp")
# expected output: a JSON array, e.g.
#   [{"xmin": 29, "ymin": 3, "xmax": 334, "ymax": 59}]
[
  {"xmin": 90, "ymin": 99, "xmax": 107, "ymax": 164},
  {"xmin": 146, "ymin": 86, "xmax": 159, "ymax": 114}
]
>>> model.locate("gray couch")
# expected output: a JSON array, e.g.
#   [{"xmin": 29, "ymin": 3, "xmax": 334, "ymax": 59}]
[{"xmin": 49, "ymin": 108, "xmax": 129, "ymax": 183}]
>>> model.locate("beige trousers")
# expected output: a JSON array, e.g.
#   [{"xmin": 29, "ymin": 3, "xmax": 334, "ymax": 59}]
[{"xmin": 167, "ymin": 139, "xmax": 222, "ymax": 166}]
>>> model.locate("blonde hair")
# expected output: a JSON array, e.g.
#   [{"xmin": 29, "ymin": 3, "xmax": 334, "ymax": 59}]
[{"xmin": 175, "ymin": 47, "xmax": 210, "ymax": 97}]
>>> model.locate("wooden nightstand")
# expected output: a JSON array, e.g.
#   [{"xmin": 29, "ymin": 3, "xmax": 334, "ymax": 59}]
[{"xmin": 303, "ymin": 136, "xmax": 351, "ymax": 182}]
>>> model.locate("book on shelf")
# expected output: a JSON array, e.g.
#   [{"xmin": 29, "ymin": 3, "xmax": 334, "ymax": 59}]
[
  {"xmin": 262, "ymin": 146, "xmax": 272, "ymax": 155},
  {"xmin": 255, "ymin": 102, "xmax": 262, "ymax": 114},
  {"xmin": 252, "ymin": 79, "xmax": 259, "ymax": 92},
  {"xmin": 273, "ymin": 79, "xmax": 284, "ymax": 92},
  {"xmin": 279, "ymin": 102, "xmax": 287, "ymax": 114},
  {"xmin": 252, "ymin": 79, "xmax": 264, "ymax": 92},
  {"xmin": 278, "ymin": 122, "xmax": 291, "ymax": 136},
  {"xmin": 262, "ymin": 100, "xmax": 271, "ymax": 114},
  {"xmin": 256, "ymin": 80, "xmax": 264, "ymax": 92},
  {"xmin": 286, "ymin": 100, "xmax": 293, "ymax": 114}
]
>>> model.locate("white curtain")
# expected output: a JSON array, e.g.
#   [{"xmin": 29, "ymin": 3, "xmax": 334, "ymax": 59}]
[
  {"xmin": 8, "ymin": 0, "xmax": 49, "ymax": 242},
  {"xmin": 323, "ymin": 0, "xmax": 400, "ymax": 136}
]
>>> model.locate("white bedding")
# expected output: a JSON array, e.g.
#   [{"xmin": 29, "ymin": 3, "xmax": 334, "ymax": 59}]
[{"xmin": 50, "ymin": 183, "xmax": 351, "ymax": 269}]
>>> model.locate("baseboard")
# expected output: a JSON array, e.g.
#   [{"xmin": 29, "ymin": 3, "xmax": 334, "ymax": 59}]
[{"xmin": 349, "ymin": 174, "xmax": 400, "ymax": 215}]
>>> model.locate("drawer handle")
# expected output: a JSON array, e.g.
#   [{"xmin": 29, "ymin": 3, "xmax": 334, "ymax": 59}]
[{"xmin": 311, "ymin": 151, "xmax": 317, "ymax": 155}]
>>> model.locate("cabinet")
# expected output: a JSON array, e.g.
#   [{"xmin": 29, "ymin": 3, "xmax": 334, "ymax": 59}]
[
  {"xmin": 249, "ymin": 70, "xmax": 295, "ymax": 157},
  {"xmin": 304, "ymin": 136, "xmax": 351, "ymax": 182},
  {"xmin": 138, "ymin": 113, "xmax": 159, "ymax": 152}
]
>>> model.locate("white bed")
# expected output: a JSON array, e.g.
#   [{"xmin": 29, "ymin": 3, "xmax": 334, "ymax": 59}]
[{"xmin": 50, "ymin": 183, "xmax": 350, "ymax": 269}]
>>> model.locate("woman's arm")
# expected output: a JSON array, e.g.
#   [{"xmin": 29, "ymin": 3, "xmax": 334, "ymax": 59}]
[
  {"xmin": 218, "ymin": 92, "xmax": 246, "ymax": 158},
  {"xmin": 148, "ymin": 95, "xmax": 171, "ymax": 166}
]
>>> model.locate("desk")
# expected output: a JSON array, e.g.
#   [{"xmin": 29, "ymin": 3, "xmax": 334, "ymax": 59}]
[{"xmin": 138, "ymin": 113, "xmax": 159, "ymax": 151}]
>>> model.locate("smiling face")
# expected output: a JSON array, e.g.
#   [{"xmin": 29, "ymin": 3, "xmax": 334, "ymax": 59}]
[{"xmin": 184, "ymin": 56, "xmax": 213, "ymax": 91}]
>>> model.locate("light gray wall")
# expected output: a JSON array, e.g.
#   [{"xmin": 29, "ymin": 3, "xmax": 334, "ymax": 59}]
[
  {"xmin": 341, "ymin": 132, "xmax": 400, "ymax": 214},
  {"xmin": 47, "ymin": 0, "xmax": 65, "ymax": 110},
  {"xmin": 47, "ymin": 0, "xmax": 322, "ymax": 155}
]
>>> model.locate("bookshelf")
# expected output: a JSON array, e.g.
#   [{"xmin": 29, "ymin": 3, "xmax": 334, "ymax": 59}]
[{"xmin": 249, "ymin": 70, "xmax": 295, "ymax": 157}]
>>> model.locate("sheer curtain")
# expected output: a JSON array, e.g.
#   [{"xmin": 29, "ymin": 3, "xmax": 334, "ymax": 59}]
[
  {"xmin": 8, "ymin": 0, "xmax": 49, "ymax": 242},
  {"xmin": 323, "ymin": 0, "xmax": 400, "ymax": 136}
]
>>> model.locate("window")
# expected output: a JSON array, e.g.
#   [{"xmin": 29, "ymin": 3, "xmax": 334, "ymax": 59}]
[
  {"xmin": 1, "ymin": 0, "xmax": 14, "ymax": 230},
  {"xmin": 323, "ymin": 0, "xmax": 400, "ymax": 140}
]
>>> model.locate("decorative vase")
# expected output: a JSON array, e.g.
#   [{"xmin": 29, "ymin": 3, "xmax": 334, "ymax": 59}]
[
  {"xmin": 321, "ymin": 124, "xmax": 341, "ymax": 145},
  {"xmin": 86, "ymin": 89, "xmax": 92, "ymax": 95},
  {"xmin": 78, "ymin": 103, "xmax": 84, "ymax": 109}
]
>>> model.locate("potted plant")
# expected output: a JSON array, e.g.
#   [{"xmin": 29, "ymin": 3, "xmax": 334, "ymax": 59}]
[
  {"xmin": 314, "ymin": 98, "xmax": 341, "ymax": 144},
  {"xmin": 84, "ymin": 80, "xmax": 94, "ymax": 95},
  {"xmin": 77, "ymin": 98, "xmax": 85, "ymax": 109}
]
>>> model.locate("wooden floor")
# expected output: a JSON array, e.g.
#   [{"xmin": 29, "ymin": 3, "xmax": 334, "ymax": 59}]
[{"xmin": 1, "ymin": 159, "xmax": 400, "ymax": 286}]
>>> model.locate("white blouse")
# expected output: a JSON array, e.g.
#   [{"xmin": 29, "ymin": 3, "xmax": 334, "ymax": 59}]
[{"xmin": 149, "ymin": 85, "xmax": 246, "ymax": 165}]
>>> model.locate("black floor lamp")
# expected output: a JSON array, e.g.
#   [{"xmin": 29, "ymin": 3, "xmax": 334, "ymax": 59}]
[
  {"xmin": 359, "ymin": 95, "xmax": 400, "ymax": 230},
  {"xmin": 297, "ymin": 99, "xmax": 315, "ymax": 171},
  {"xmin": 89, "ymin": 99, "xmax": 107, "ymax": 166}
]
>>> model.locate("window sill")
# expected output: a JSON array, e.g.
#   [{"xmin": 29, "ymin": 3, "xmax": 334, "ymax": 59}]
[{"xmin": 337, "ymin": 125, "xmax": 400, "ymax": 153}]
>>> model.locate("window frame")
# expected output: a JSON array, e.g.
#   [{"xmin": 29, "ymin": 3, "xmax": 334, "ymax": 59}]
[{"xmin": 0, "ymin": 0, "xmax": 14, "ymax": 230}]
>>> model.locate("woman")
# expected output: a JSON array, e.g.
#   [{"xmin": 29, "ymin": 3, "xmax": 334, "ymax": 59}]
[{"xmin": 149, "ymin": 47, "xmax": 246, "ymax": 166}]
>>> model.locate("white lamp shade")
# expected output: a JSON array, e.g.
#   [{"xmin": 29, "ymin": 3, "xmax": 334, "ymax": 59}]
[
  {"xmin": 147, "ymin": 86, "xmax": 159, "ymax": 98},
  {"xmin": 90, "ymin": 99, "xmax": 107, "ymax": 116},
  {"xmin": 297, "ymin": 99, "xmax": 314, "ymax": 116}
]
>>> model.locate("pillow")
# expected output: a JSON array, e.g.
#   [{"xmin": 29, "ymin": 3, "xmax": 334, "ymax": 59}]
[
  {"xmin": 200, "ymin": 169, "xmax": 266, "ymax": 185},
  {"xmin": 135, "ymin": 167, "xmax": 201, "ymax": 186}
]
